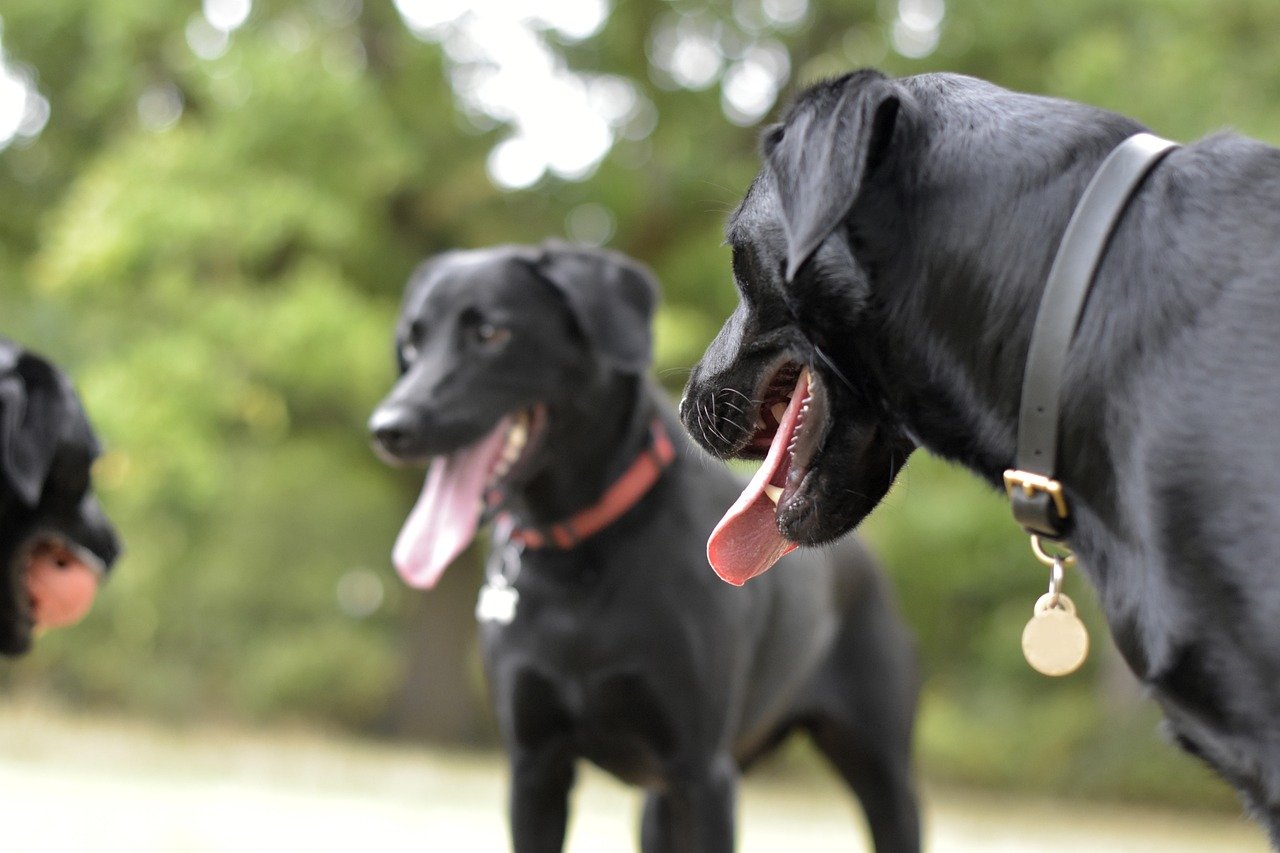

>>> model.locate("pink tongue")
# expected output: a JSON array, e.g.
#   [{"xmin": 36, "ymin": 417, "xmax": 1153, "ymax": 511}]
[
  {"xmin": 707, "ymin": 371, "xmax": 808, "ymax": 585},
  {"xmin": 393, "ymin": 417, "xmax": 512, "ymax": 589}
]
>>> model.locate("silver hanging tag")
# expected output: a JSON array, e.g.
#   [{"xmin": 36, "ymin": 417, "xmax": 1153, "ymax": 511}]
[
  {"xmin": 476, "ymin": 578, "xmax": 519, "ymax": 625},
  {"xmin": 477, "ymin": 543, "xmax": 521, "ymax": 625}
]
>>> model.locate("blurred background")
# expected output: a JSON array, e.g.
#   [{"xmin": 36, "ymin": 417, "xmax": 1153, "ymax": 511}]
[{"xmin": 2, "ymin": 0, "xmax": 1278, "ymax": 842}]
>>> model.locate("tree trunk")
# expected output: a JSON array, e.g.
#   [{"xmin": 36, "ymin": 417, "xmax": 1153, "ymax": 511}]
[{"xmin": 384, "ymin": 543, "xmax": 495, "ymax": 745}]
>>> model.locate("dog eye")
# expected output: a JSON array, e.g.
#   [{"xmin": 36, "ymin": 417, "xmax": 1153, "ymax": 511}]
[{"xmin": 471, "ymin": 322, "xmax": 510, "ymax": 348}]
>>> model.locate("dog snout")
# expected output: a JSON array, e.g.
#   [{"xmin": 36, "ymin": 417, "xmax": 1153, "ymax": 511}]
[
  {"xmin": 678, "ymin": 371, "xmax": 706, "ymax": 447},
  {"xmin": 680, "ymin": 378, "xmax": 743, "ymax": 459},
  {"xmin": 368, "ymin": 405, "xmax": 420, "ymax": 462},
  {"xmin": 78, "ymin": 494, "xmax": 122, "ymax": 571}
]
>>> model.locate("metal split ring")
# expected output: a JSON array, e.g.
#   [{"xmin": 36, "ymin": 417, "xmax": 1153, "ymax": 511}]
[{"xmin": 1030, "ymin": 534, "xmax": 1076, "ymax": 567}]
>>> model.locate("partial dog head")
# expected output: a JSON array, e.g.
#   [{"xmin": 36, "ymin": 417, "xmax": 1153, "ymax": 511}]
[
  {"xmin": 369, "ymin": 241, "xmax": 658, "ymax": 588},
  {"xmin": 683, "ymin": 69, "xmax": 1146, "ymax": 584},
  {"xmin": 0, "ymin": 341, "xmax": 121, "ymax": 655},
  {"xmin": 681, "ymin": 70, "xmax": 916, "ymax": 584}
]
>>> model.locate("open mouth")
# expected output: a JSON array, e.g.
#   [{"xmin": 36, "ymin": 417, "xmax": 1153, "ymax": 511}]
[
  {"xmin": 707, "ymin": 360, "xmax": 832, "ymax": 585},
  {"xmin": 13, "ymin": 533, "xmax": 104, "ymax": 631},
  {"xmin": 393, "ymin": 406, "xmax": 546, "ymax": 589}
]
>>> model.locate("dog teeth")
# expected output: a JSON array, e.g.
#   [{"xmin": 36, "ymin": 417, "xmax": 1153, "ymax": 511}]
[
  {"xmin": 763, "ymin": 484, "xmax": 783, "ymax": 505},
  {"xmin": 504, "ymin": 420, "xmax": 528, "ymax": 457},
  {"xmin": 771, "ymin": 402, "xmax": 787, "ymax": 423},
  {"xmin": 509, "ymin": 420, "xmax": 528, "ymax": 446}
]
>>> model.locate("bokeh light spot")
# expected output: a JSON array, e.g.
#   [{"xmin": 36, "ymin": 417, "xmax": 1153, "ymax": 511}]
[
  {"xmin": 395, "ymin": 0, "xmax": 641, "ymax": 190},
  {"xmin": 137, "ymin": 83, "xmax": 184, "ymax": 133},
  {"xmin": 892, "ymin": 0, "xmax": 944, "ymax": 59},
  {"xmin": 336, "ymin": 568, "xmax": 385, "ymax": 619},
  {"xmin": 565, "ymin": 203, "xmax": 616, "ymax": 247},
  {"xmin": 0, "ymin": 29, "xmax": 48, "ymax": 150},
  {"xmin": 187, "ymin": 16, "xmax": 230, "ymax": 60}
]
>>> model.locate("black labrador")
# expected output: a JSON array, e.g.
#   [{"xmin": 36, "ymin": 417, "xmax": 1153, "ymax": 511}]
[
  {"xmin": 368, "ymin": 243, "xmax": 920, "ymax": 853},
  {"xmin": 0, "ymin": 339, "xmax": 120, "ymax": 656},
  {"xmin": 680, "ymin": 68, "xmax": 1280, "ymax": 842}
]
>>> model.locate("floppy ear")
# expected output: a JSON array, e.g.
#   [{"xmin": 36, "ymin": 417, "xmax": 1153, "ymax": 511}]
[
  {"xmin": 532, "ymin": 242, "xmax": 659, "ymax": 374},
  {"xmin": 0, "ymin": 353, "xmax": 63, "ymax": 507},
  {"xmin": 765, "ymin": 72, "xmax": 902, "ymax": 282}
]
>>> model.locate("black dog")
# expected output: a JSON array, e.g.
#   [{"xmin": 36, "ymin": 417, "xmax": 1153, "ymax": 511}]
[
  {"xmin": 369, "ymin": 243, "xmax": 920, "ymax": 853},
  {"xmin": 680, "ymin": 68, "xmax": 1280, "ymax": 842},
  {"xmin": 0, "ymin": 340, "xmax": 120, "ymax": 655}
]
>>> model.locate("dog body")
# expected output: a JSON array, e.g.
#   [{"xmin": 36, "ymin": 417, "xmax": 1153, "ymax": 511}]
[
  {"xmin": 370, "ymin": 244, "xmax": 920, "ymax": 852},
  {"xmin": 680, "ymin": 69, "xmax": 1280, "ymax": 841},
  {"xmin": 0, "ymin": 340, "xmax": 119, "ymax": 655}
]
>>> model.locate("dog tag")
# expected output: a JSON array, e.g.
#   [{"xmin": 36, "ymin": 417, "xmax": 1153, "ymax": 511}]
[
  {"xmin": 1022, "ymin": 593, "xmax": 1089, "ymax": 676},
  {"xmin": 476, "ymin": 577, "xmax": 519, "ymax": 625}
]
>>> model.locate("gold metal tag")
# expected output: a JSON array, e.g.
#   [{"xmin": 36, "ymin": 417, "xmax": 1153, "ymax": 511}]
[{"xmin": 1021, "ymin": 592, "xmax": 1089, "ymax": 676}]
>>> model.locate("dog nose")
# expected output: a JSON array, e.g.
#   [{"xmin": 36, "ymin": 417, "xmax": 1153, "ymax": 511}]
[{"xmin": 368, "ymin": 406, "xmax": 415, "ymax": 456}]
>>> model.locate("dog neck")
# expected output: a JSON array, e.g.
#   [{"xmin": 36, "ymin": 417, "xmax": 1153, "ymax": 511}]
[
  {"xmin": 853, "ymin": 111, "xmax": 1149, "ymax": 494},
  {"xmin": 501, "ymin": 373, "xmax": 661, "ymax": 531}
]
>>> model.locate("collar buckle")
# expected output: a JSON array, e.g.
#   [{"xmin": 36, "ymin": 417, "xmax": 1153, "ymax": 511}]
[
  {"xmin": 1003, "ymin": 469, "xmax": 1069, "ymax": 518},
  {"xmin": 1004, "ymin": 469, "xmax": 1071, "ymax": 539}
]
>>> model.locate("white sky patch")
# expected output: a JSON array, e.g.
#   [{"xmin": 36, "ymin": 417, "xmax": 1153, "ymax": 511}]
[
  {"xmin": 394, "ymin": 0, "xmax": 643, "ymax": 190},
  {"xmin": 203, "ymin": 0, "xmax": 252, "ymax": 33},
  {"xmin": 892, "ymin": 0, "xmax": 944, "ymax": 60},
  {"xmin": 0, "ymin": 26, "xmax": 50, "ymax": 151}
]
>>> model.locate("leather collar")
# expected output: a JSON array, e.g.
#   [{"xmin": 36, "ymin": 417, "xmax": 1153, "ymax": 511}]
[
  {"xmin": 494, "ymin": 418, "xmax": 676, "ymax": 550},
  {"xmin": 1005, "ymin": 133, "xmax": 1179, "ymax": 539}
]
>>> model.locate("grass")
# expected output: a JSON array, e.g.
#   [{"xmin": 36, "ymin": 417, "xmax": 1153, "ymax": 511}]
[{"xmin": 0, "ymin": 697, "xmax": 1268, "ymax": 852}]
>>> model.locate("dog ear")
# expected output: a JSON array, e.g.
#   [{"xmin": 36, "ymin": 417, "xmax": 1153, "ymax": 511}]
[
  {"xmin": 532, "ymin": 243, "xmax": 659, "ymax": 374},
  {"xmin": 766, "ymin": 72, "xmax": 901, "ymax": 282},
  {"xmin": 0, "ymin": 353, "xmax": 63, "ymax": 507}
]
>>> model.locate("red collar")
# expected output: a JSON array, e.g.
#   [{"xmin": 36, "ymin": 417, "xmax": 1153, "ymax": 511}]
[{"xmin": 494, "ymin": 418, "xmax": 676, "ymax": 550}]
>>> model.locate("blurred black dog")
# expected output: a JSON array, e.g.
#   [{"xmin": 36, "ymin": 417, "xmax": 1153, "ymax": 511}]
[
  {"xmin": 0, "ymin": 340, "xmax": 119, "ymax": 655},
  {"xmin": 681, "ymin": 68, "xmax": 1280, "ymax": 842},
  {"xmin": 370, "ymin": 243, "xmax": 920, "ymax": 853}
]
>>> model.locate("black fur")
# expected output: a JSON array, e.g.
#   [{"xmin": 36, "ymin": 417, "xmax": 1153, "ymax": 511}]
[
  {"xmin": 681, "ymin": 69, "xmax": 1280, "ymax": 844},
  {"xmin": 0, "ymin": 340, "xmax": 120, "ymax": 655},
  {"xmin": 371, "ymin": 243, "xmax": 921, "ymax": 853}
]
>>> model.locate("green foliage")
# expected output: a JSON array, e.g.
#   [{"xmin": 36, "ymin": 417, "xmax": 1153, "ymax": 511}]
[{"xmin": 2, "ymin": 0, "xmax": 1277, "ymax": 809}]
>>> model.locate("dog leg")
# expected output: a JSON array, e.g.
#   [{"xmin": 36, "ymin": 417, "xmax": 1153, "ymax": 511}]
[
  {"xmin": 639, "ymin": 754, "xmax": 737, "ymax": 853},
  {"xmin": 508, "ymin": 740, "xmax": 576, "ymax": 853},
  {"xmin": 807, "ymin": 717, "xmax": 921, "ymax": 853}
]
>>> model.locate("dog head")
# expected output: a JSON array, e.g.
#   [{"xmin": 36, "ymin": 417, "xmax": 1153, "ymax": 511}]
[
  {"xmin": 0, "ymin": 341, "xmax": 121, "ymax": 655},
  {"xmin": 369, "ymin": 242, "xmax": 658, "ymax": 588},
  {"xmin": 681, "ymin": 70, "xmax": 915, "ymax": 585}
]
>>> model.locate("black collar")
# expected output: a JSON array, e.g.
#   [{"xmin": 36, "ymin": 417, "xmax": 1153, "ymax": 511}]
[{"xmin": 1005, "ymin": 133, "xmax": 1180, "ymax": 539}]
